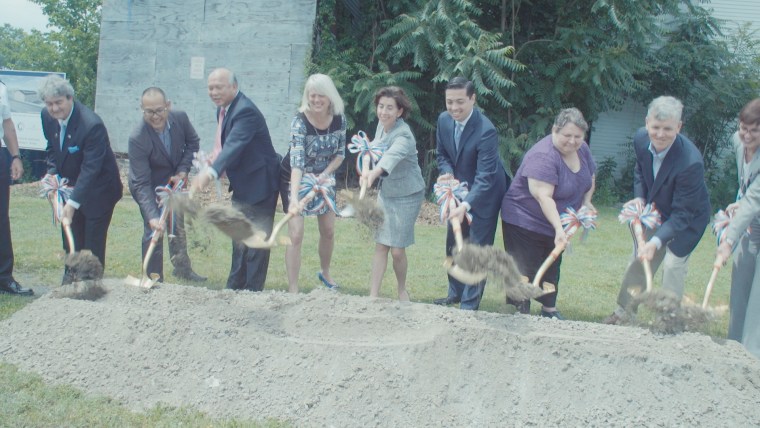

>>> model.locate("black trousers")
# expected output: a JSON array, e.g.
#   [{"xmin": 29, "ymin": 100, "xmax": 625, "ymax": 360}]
[
  {"xmin": 502, "ymin": 221, "xmax": 562, "ymax": 308},
  {"xmin": 0, "ymin": 150, "xmax": 13, "ymax": 281},
  {"xmin": 61, "ymin": 204, "xmax": 115, "ymax": 279},
  {"xmin": 226, "ymin": 191, "xmax": 278, "ymax": 291},
  {"xmin": 140, "ymin": 208, "xmax": 193, "ymax": 282}
]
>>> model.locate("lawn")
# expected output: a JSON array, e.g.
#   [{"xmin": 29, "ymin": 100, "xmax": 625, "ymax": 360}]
[{"xmin": 1, "ymin": 191, "xmax": 731, "ymax": 425}]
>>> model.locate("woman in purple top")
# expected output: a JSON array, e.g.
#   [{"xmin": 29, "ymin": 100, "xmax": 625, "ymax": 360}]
[{"xmin": 501, "ymin": 108, "xmax": 596, "ymax": 319}]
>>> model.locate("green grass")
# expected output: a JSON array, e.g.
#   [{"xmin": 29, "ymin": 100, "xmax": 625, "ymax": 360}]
[{"xmin": 1, "ymin": 193, "xmax": 731, "ymax": 424}]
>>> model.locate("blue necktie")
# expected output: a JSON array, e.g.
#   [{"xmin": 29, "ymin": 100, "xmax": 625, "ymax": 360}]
[
  {"xmin": 454, "ymin": 122, "xmax": 463, "ymax": 150},
  {"xmin": 60, "ymin": 124, "xmax": 66, "ymax": 150}
]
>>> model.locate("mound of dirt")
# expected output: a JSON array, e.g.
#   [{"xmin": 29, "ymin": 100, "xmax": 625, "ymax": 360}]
[{"xmin": 1, "ymin": 280, "xmax": 759, "ymax": 426}]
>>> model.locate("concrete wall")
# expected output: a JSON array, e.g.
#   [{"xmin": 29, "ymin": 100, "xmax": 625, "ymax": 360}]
[{"xmin": 95, "ymin": 0, "xmax": 316, "ymax": 155}]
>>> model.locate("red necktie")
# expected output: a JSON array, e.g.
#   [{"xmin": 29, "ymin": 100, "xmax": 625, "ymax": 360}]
[{"xmin": 211, "ymin": 107, "xmax": 225, "ymax": 161}]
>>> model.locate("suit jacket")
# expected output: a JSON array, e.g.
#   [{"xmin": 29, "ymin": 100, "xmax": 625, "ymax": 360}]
[
  {"xmin": 375, "ymin": 119, "xmax": 425, "ymax": 198},
  {"xmin": 726, "ymin": 131, "xmax": 760, "ymax": 244},
  {"xmin": 43, "ymin": 100, "xmax": 122, "ymax": 217},
  {"xmin": 128, "ymin": 110, "xmax": 199, "ymax": 220},
  {"xmin": 436, "ymin": 108, "xmax": 508, "ymax": 219},
  {"xmin": 632, "ymin": 127, "xmax": 711, "ymax": 256},
  {"xmin": 211, "ymin": 91, "xmax": 279, "ymax": 205}
]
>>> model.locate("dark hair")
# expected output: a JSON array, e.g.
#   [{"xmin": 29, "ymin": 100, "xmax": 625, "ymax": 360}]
[
  {"xmin": 739, "ymin": 98, "xmax": 760, "ymax": 126},
  {"xmin": 374, "ymin": 86, "xmax": 412, "ymax": 119},
  {"xmin": 141, "ymin": 86, "xmax": 167, "ymax": 100},
  {"xmin": 446, "ymin": 76, "xmax": 475, "ymax": 97}
]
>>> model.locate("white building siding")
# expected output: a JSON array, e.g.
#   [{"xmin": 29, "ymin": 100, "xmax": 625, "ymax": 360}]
[{"xmin": 590, "ymin": 0, "xmax": 759, "ymax": 174}]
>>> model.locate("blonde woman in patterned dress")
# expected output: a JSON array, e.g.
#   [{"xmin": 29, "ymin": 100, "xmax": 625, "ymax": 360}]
[{"xmin": 283, "ymin": 74, "xmax": 346, "ymax": 293}]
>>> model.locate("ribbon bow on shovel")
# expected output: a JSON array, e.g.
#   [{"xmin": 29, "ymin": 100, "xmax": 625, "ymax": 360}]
[
  {"xmin": 40, "ymin": 174, "xmax": 73, "ymax": 225},
  {"xmin": 125, "ymin": 180, "xmax": 185, "ymax": 289},
  {"xmin": 531, "ymin": 206, "xmax": 598, "ymax": 295},
  {"xmin": 703, "ymin": 209, "xmax": 750, "ymax": 309},
  {"xmin": 618, "ymin": 201, "xmax": 662, "ymax": 295},
  {"xmin": 434, "ymin": 179, "xmax": 487, "ymax": 284}
]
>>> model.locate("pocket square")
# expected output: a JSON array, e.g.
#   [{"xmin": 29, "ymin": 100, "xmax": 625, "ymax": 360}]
[{"xmin": 67, "ymin": 145, "xmax": 80, "ymax": 154}]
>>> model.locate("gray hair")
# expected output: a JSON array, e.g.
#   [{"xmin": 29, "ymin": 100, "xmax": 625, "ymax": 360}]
[
  {"xmin": 553, "ymin": 107, "xmax": 588, "ymax": 133},
  {"xmin": 647, "ymin": 96, "xmax": 683, "ymax": 122},
  {"xmin": 38, "ymin": 74, "xmax": 75, "ymax": 101},
  {"xmin": 299, "ymin": 73, "xmax": 345, "ymax": 116},
  {"xmin": 209, "ymin": 68, "xmax": 238, "ymax": 86}
]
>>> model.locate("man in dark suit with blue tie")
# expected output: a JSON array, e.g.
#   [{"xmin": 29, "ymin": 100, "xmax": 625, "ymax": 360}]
[
  {"xmin": 604, "ymin": 96, "xmax": 711, "ymax": 324},
  {"xmin": 39, "ymin": 75, "xmax": 122, "ymax": 283},
  {"xmin": 190, "ymin": 68, "xmax": 280, "ymax": 291},
  {"xmin": 433, "ymin": 77, "xmax": 509, "ymax": 310},
  {"xmin": 128, "ymin": 87, "xmax": 206, "ymax": 283}
]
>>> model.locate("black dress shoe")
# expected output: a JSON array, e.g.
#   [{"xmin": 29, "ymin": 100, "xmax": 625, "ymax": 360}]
[
  {"xmin": 433, "ymin": 296, "xmax": 460, "ymax": 305},
  {"xmin": 173, "ymin": 269, "xmax": 207, "ymax": 282},
  {"xmin": 0, "ymin": 279, "xmax": 34, "ymax": 296}
]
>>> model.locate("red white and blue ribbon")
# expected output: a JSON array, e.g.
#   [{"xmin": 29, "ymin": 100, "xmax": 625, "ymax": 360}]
[
  {"xmin": 712, "ymin": 209, "xmax": 732, "ymax": 247},
  {"xmin": 154, "ymin": 180, "xmax": 185, "ymax": 239},
  {"xmin": 712, "ymin": 209, "xmax": 750, "ymax": 250},
  {"xmin": 618, "ymin": 200, "xmax": 662, "ymax": 230},
  {"xmin": 347, "ymin": 131, "xmax": 384, "ymax": 175},
  {"xmin": 40, "ymin": 174, "xmax": 73, "ymax": 225},
  {"xmin": 560, "ymin": 206, "xmax": 598, "ymax": 241},
  {"xmin": 298, "ymin": 173, "xmax": 337, "ymax": 215},
  {"xmin": 433, "ymin": 179, "xmax": 472, "ymax": 224}
]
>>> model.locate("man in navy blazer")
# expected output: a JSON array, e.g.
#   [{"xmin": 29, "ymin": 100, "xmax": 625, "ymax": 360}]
[
  {"xmin": 433, "ymin": 77, "xmax": 509, "ymax": 310},
  {"xmin": 39, "ymin": 75, "xmax": 122, "ymax": 283},
  {"xmin": 128, "ymin": 87, "xmax": 206, "ymax": 283},
  {"xmin": 604, "ymin": 96, "xmax": 711, "ymax": 324},
  {"xmin": 190, "ymin": 68, "xmax": 280, "ymax": 291}
]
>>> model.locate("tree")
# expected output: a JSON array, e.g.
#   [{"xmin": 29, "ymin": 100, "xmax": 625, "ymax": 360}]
[
  {"xmin": 31, "ymin": 0, "xmax": 102, "ymax": 107},
  {"xmin": 0, "ymin": 25, "xmax": 59, "ymax": 72}
]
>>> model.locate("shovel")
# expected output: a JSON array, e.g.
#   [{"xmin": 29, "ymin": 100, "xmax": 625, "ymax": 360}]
[
  {"xmin": 53, "ymin": 217, "xmax": 106, "ymax": 300},
  {"xmin": 618, "ymin": 201, "xmax": 661, "ymax": 296},
  {"xmin": 242, "ymin": 188, "xmax": 317, "ymax": 248},
  {"xmin": 125, "ymin": 181, "xmax": 183, "ymax": 288}
]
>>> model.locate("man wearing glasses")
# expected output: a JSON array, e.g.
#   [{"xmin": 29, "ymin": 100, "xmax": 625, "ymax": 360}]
[{"xmin": 128, "ymin": 87, "xmax": 206, "ymax": 283}]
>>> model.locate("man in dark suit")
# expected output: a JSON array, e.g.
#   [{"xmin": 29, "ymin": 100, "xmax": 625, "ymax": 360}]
[
  {"xmin": 604, "ymin": 96, "xmax": 711, "ymax": 324},
  {"xmin": 433, "ymin": 77, "xmax": 509, "ymax": 310},
  {"xmin": 128, "ymin": 87, "xmax": 206, "ymax": 283},
  {"xmin": 39, "ymin": 74, "xmax": 122, "ymax": 283},
  {"xmin": 0, "ymin": 80, "xmax": 33, "ymax": 295},
  {"xmin": 190, "ymin": 68, "xmax": 280, "ymax": 291}
]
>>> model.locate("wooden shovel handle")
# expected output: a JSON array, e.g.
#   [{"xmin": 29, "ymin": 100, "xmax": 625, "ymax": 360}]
[
  {"xmin": 532, "ymin": 242, "xmax": 566, "ymax": 290},
  {"xmin": 359, "ymin": 154, "xmax": 371, "ymax": 200},
  {"xmin": 702, "ymin": 259, "xmax": 722, "ymax": 309},
  {"xmin": 62, "ymin": 218, "xmax": 76, "ymax": 255}
]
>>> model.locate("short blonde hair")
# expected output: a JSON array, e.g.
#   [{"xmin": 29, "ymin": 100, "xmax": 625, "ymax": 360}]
[
  {"xmin": 647, "ymin": 96, "xmax": 683, "ymax": 122},
  {"xmin": 299, "ymin": 74, "xmax": 344, "ymax": 116}
]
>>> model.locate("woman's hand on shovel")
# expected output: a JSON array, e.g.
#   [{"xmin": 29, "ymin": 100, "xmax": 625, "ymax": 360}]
[
  {"xmin": 716, "ymin": 240, "xmax": 733, "ymax": 266},
  {"xmin": 148, "ymin": 218, "xmax": 165, "ymax": 233}
]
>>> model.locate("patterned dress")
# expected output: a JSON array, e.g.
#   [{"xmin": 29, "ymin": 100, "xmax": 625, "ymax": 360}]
[{"xmin": 288, "ymin": 112, "xmax": 346, "ymax": 215}]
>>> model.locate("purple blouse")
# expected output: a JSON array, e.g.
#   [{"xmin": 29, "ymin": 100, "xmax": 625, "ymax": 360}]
[{"xmin": 501, "ymin": 134, "xmax": 596, "ymax": 237}]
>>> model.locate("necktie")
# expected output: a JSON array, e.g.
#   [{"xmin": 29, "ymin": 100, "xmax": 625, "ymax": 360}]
[
  {"xmin": 454, "ymin": 122, "xmax": 463, "ymax": 150},
  {"xmin": 211, "ymin": 108, "xmax": 226, "ymax": 161},
  {"xmin": 60, "ymin": 123, "xmax": 67, "ymax": 150},
  {"xmin": 162, "ymin": 128, "xmax": 172, "ymax": 155}
]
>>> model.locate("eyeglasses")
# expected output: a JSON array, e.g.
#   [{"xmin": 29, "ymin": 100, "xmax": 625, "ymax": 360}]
[{"xmin": 142, "ymin": 107, "xmax": 168, "ymax": 117}]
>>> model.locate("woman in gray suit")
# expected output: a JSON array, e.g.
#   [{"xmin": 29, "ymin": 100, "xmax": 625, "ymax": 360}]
[
  {"xmin": 364, "ymin": 87, "xmax": 425, "ymax": 301},
  {"xmin": 717, "ymin": 97, "xmax": 760, "ymax": 359}
]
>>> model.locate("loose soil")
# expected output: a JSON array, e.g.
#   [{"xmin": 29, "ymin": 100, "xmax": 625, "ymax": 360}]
[{"xmin": 1, "ymin": 280, "xmax": 760, "ymax": 427}]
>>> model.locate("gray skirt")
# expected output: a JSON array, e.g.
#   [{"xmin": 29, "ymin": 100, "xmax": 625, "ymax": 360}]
[{"xmin": 375, "ymin": 190, "xmax": 424, "ymax": 248}]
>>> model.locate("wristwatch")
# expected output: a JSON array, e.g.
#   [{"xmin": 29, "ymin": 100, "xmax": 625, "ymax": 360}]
[{"xmin": 11, "ymin": 154, "xmax": 22, "ymax": 161}]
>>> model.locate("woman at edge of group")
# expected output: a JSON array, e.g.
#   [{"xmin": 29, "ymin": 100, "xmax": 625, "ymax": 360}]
[
  {"xmin": 363, "ymin": 86, "xmax": 425, "ymax": 301},
  {"xmin": 284, "ymin": 73, "xmax": 346, "ymax": 293},
  {"xmin": 716, "ymin": 98, "xmax": 760, "ymax": 359},
  {"xmin": 500, "ymin": 107, "xmax": 596, "ymax": 320}
]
